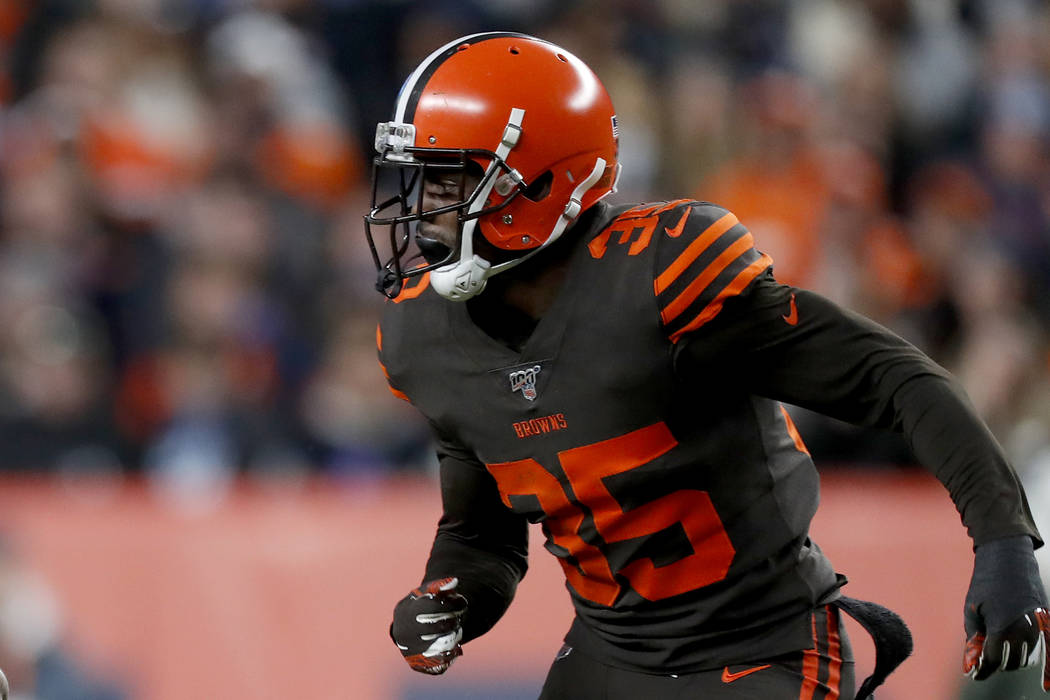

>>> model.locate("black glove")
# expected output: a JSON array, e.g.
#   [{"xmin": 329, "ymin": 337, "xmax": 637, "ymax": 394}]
[
  {"xmin": 963, "ymin": 535, "xmax": 1050, "ymax": 690},
  {"xmin": 391, "ymin": 577, "xmax": 468, "ymax": 675}
]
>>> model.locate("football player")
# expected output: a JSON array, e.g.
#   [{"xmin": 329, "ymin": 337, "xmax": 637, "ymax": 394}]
[{"xmin": 366, "ymin": 32, "xmax": 1049, "ymax": 699}]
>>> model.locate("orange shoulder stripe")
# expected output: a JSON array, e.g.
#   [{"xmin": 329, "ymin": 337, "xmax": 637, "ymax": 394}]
[
  {"xmin": 660, "ymin": 232, "xmax": 754, "ymax": 324},
  {"xmin": 654, "ymin": 211, "xmax": 738, "ymax": 294},
  {"xmin": 668, "ymin": 252, "xmax": 772, "ymax": 342}
]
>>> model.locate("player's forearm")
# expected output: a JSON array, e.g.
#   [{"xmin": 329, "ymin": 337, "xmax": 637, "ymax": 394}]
[
  {"xmin": 727, "ymin": 285, "xmax": 1040, "ymax": 547},
  {"xmin": 779, "ymin": 303, "xmax": 1040, "ymax": 545},
  {"xmin": 887, "ymin": 369, "xmax": 1040, "ymax": 547},
  {"xmin": 424, "ymin": 531, "xmax": 526, "ymax": 641},
  {"xmin": 779, "ymin": 310, "xmax": 1041, "ymax": 546},
  {"xmin": 428, "ymin": 450, "xmax": 529, "ymax": 641}
]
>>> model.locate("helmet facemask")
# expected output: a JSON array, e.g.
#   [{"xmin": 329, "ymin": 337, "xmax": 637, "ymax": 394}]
[
  {"xmin": 365, "ymin": 142, "xmax": 612, "ymax": 301},
  {"xmin": 365, "ymin": 136, "xmax": 528, "ymax": 299}
]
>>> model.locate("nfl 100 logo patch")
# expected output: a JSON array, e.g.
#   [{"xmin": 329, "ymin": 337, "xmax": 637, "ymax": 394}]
[{"xmin": 509, "ymin": 364, "xmax": 542, "ymax": 401}]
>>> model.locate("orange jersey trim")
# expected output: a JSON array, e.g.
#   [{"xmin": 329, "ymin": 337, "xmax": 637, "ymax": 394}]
[
  {"xmin": 780, "ymin": 405, "xmax": 810, "ymax": 456},
  {"xmin": 392, "ymin": 272, "xmax": 430, "ymax": 303},
  {"xmin": 617, "ymin": 198, "xmax": 692, "ymax": 221},
  {"xmin": 384, "ymin": 373, "xmax": 410, "ymax": 402},
  {"xmin": 826, "ymin": 607, "xmax": 843, "ymax": 700},
  {"xmin": 799, "ymin": 613, "xmax": 821, "ymax": 700},
  {"xmin": 375, "ymin": 324, "xmax": 410, "ymax": 402},
  {"xmin": 654, "ymin": 211, "xmax": 739, "ymax": 294}
]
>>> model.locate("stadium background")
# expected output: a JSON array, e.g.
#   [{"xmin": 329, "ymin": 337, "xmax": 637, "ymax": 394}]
[{"xmin": 0, "ymin": 1, "xmax": 1048, "ymax": 698}]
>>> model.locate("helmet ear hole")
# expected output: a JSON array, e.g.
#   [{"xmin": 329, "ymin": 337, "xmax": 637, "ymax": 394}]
[{"xmin": 522, "ymin": 170, "xmax": 553, "ymax": 202}]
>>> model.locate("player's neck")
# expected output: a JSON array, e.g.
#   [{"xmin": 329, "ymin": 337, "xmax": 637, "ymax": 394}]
[
  {"xmin": 465, "ymin": 203, "xmax": 606, "ymax": 346},
  {"xmin": 493, "ymin": 257, "xmax": 570, "ymax": 321},
  {"xmin": 465, "ymin": 259, "xmax": 567, "ymax": 352},
  {"xmin": 472, "ymin": 221, "xmax": 580, "ymax": 322},
  {"xmin": 466, "ymin": 237, "xmax": 573, "ymax": 352}
]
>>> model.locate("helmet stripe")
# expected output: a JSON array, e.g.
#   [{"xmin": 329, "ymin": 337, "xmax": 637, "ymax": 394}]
[{"xmin": 394, "ymin": 31, "xmax": 540, "ymax": 124}]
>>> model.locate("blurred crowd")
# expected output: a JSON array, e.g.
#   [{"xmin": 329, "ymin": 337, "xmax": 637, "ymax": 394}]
[
  {"xmin": 0, "ymin": 0, "xmax": 1048, "ymax": 493},
  {"xmin": 0, "ymin": 536, "xmax": 127, "ymax": 700}
]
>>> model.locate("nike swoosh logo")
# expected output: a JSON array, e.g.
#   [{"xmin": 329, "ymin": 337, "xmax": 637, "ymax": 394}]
[
  {"xmin": 782, "ymin": 293, "xmax": 799, "ymax": 325},
  {"xmin": 664, "ymin": 206, "xmax": 691, "ymax": 238},
  {"xmin": 721, "ymin": 664, "xmax": 772, "ymax": 683}
]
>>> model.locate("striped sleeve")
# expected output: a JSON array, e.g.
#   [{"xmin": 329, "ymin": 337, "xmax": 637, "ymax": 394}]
[{"xmin": 653, "ymin": 204, "xmax": 772, "ymax": 343}]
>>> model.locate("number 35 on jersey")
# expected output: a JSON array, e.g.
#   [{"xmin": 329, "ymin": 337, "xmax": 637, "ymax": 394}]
[{"xmin": 485, "ymin": 421, "xmax": 736, "ymax": 606}]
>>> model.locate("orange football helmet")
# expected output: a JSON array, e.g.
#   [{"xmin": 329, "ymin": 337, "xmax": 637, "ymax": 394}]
[{"xmin": 365, "ymin": 32, "xmax": 621, "ymax": 300}]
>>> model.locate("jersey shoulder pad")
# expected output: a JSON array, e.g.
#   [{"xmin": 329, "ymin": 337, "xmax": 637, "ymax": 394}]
[
  {"xmin": 585, "ymin": 199, "xmax": 694, "ymax": 260},
  {"xmin": 652, "ymin": 202, "xmax": 772, "ymax": 342}
]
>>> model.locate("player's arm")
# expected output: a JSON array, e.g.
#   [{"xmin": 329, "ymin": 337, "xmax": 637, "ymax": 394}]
[
  {"xmin": 679, "ymin": 274, "xmax": 1039, "ymax": 546},
  {"xmin": 424, "ymin": 432, "xmax": 530, "ymax": 643},
  {"xmin": 650, "ymin": 204, "xmax": 1036, "ymax": 546},
  {"xmin": 675, "ymin": 271, "xmax": 1048, "ymax": 685},
  {"xmin": 390, "ymin": 428, "xmax": 529, "ymax": 675}
]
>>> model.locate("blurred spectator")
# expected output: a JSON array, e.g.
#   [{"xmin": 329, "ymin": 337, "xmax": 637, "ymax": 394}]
[
  {"xmin": 696, "ymin": 70, "xmax": 829, "ymax": 290},
  {"xmin": 205, "ymin": 8, "xmax": 362, "ymax": 211},
  {"xmin": 297, "ymin": 311, "xmax": 435, "ymax": 477},
  {"xmin": 976, "ymin": 3, "xmax": 1050, "ymax": 323},
  {"xmin": 540, "ymin": 0, "xmax": 671, "ymax": 199},
  {"xmin": 0, "ymin": 0, "xmax": 1044, "ymax": 487},
  {"xmin": 0, "ymin": 537, "xmax": 129, "ymax": 700}
]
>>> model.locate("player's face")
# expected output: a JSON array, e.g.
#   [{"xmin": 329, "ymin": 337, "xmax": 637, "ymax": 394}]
[{"xmin": 416, "ymin": 165, "xmax": 483, "ymax": 264}]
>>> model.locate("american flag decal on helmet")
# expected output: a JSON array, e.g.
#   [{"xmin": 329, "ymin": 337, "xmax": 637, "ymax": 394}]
[
  {"xmin": 509, "ymin": 365, "xmax": 542, "ymax": 401},
  {"xmin": 611, "ymin": 115, "xmax": 619, "ymax": 140}
]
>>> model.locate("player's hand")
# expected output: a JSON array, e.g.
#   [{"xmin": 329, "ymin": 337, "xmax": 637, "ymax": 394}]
[
  {"xmin": 963, "ymin": 535, "xmax": 1050, "ymax": 690},
  {"xmin": 391, "ymin": 577, "xmax": 467, "ymax": 675}
]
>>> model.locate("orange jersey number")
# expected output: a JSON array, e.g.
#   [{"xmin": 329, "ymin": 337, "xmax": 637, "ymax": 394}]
[{"xmin": 486, "ymin": 422, "xmax": 735, "ymax": 605}]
